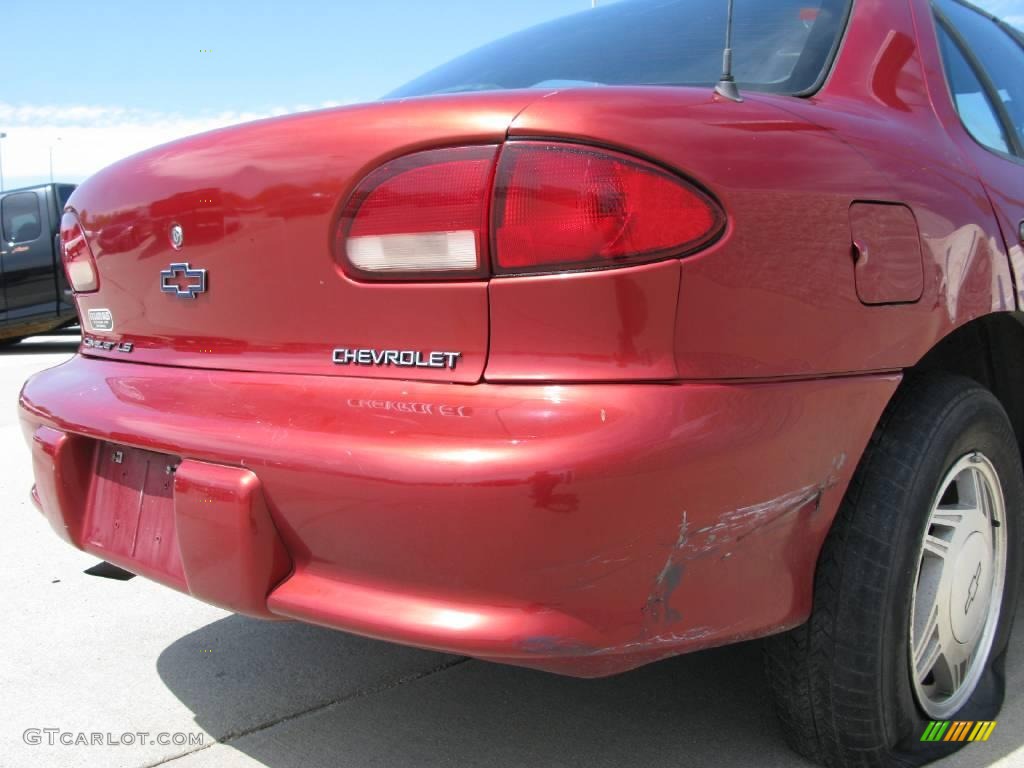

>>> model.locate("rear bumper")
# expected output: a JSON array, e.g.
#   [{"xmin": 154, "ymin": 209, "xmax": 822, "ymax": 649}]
[{"xmin": 20, "ymin": 356, "xmax": 897, "ymax": 677}]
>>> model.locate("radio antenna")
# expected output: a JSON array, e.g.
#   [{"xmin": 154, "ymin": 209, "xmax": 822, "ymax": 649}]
[{"xmin": 715, "ymin": 0, "xmax": 743, "ymax": 102}]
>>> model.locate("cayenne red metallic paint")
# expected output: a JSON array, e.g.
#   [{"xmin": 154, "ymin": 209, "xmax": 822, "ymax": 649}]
[{"xmin": 20, "ymin": 1, "xmax": 1024, "ymax": 765}]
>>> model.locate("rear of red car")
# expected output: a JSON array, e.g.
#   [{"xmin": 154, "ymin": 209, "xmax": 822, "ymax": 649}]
[{"xmin": 21, "ymin": 0, "xmax": 899, "ymax": 677}]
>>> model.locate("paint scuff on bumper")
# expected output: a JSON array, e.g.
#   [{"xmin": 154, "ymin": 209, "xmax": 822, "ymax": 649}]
[{"xmin": 643, "ymin": 455, "xmax": 847, "ymax": 629}]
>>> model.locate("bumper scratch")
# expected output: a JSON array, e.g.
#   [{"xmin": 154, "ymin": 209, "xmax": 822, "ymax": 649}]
[{"xmin": 642, "ymin": 454, "xmax": 846, "ymax": 629}]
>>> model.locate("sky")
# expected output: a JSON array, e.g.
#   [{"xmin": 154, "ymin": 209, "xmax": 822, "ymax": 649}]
[{"xmin": 1, "ymin": 0, "xmax": 1021, "ymax": 190}]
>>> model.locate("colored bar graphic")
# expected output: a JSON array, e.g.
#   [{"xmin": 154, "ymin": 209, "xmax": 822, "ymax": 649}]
[
  {"xmin": 921, "ymin": 721, "xmax": 996, "ymax": 742},
  {"xmin": 944, "ymin": 722, "xmax": 970, "ymax": 741},
  {"xmin": 973, "ymin": 722, "xmax": 997, "ymax": 742}
]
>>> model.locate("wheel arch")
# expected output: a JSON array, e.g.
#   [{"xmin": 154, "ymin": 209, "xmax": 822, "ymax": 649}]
[{"xmin": 909, "ymin": 310, "xmax": 1024, "ymax": 457}]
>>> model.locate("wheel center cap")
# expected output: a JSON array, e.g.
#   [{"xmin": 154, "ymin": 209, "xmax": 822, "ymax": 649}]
[{"xmin": 950, "ymin": 531, "xmax": 992, "ymax": 644}]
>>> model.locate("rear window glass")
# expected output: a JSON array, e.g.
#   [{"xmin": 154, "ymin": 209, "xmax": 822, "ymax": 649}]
[{"xmin": 391, "ymin": 0, "xmax": 852, "ymax": 99}]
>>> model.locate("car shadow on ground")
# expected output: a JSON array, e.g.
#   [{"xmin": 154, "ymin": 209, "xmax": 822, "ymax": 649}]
[
  {"xmin": 155, "ymin": 604, "xmax": 1024, "ymax": 768},
  {"xmin": 1, "ymin": 340, "xmax": 80, "ymax": 355},
  {"xmin": 1, "ymin": 330, "xmax": 80, "ymax": 355}
]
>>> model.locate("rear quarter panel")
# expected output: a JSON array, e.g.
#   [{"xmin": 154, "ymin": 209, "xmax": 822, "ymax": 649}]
[{"xmin": 501, "ymin": 0, "xmax": 1012, "ymax": 381}]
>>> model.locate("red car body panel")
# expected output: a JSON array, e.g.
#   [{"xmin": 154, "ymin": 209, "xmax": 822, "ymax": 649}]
[
  {"xmin": 21, "ymin": 355, "xmax": 897, "ymax": 675},
  {"xmin": 486, "ymin": 259, "xmax": 683, "ymax": 381},
  {"xmin": 67, "ymin": 92, "xmax": 552, "ymax": 384},
  {"xmin": 19, "ymin": 0, "xmax": 1023, "ymax": 676},
  {"xmin": 503, "ymin": 2, "xmax": 1012, "ymax": 381}
]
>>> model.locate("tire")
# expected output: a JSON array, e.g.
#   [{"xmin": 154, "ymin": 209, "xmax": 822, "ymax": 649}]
[{"xmin": 764, "ymin": 373, "xmax": 1023, "ymax": 768}]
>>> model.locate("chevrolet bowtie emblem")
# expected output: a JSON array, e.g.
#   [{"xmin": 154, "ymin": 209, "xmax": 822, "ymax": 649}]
[{"xmin": 160, "ymin": 262, "xmax": 208, "ymax": 299}]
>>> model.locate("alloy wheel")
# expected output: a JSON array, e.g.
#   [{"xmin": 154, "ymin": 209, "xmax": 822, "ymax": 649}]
[{"xmin": 909, "ymin": 452, "xmax": 1008, "ymax": 719}]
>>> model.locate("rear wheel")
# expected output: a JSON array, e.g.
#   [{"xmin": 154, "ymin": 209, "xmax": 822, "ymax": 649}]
[
  {"xmin": 910, "ymin": 452, "xmax": 1007, "ymax": 720},
  {"xmin": 764, "ymin": 374, "xmax": 1022, "ymax": 767}
]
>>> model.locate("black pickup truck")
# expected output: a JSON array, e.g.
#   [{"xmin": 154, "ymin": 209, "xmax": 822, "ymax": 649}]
[{"xmin": 0, "ymin": 183, "xmax": 78, "ymax": 344}]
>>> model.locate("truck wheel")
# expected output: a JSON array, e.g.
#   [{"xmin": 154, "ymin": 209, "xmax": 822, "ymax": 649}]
[{"xmin": 764, "ymin": 374, "xmax": 1022, "ymax": 767}]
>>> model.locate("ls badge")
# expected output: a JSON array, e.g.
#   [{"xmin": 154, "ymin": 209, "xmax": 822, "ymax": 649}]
[{"xmin": 83, "ymin": 336, "xmax": 134, "ymax": 353}]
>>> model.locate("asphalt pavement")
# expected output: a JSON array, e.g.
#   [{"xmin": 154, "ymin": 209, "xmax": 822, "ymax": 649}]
[{"xmin": 2, "ymin": 331, "xmax": 1023, "ymax": 768}]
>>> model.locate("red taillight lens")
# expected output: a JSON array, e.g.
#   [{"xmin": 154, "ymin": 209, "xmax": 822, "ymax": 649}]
[
  {"xmin": 60, "ymin": 211, "xmax": 99, "ymax": 293},
  {"xmin": 337, "ymin": 145, "xmax": 498, "ymax": 280},
  {"xmin": 492, "ymin": 142, "xmax": 724, "ymax": 275}
]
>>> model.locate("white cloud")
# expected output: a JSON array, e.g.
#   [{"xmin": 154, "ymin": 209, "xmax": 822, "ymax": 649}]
[{"xmin": 0, "ymin": 101, "xmax": 346, "ymax": 189}]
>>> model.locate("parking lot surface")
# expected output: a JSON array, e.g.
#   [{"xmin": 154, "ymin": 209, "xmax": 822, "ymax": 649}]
[{"xmin": 3, "ymin": 331, "xmax": 1023, "ymax": 768}]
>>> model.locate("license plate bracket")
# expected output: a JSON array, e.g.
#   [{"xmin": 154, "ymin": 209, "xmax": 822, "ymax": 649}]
[{"xmin": 82, "ymin": 443, "xmax": 186, "ymax": 588}]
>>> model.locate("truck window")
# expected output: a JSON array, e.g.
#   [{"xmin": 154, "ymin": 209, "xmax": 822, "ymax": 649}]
[
  {"xmin": 58, "ymin": 185, "xmax": 75, "ymax": 209},
  {"xmin": 2, "ymin": 192, "xmax": 43, "ymax": 244}
]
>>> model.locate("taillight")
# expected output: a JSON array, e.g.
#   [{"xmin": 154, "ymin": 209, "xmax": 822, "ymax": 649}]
[
  {"xmin": 492, "ymin": 142, "xmax": 724, "ymax": 275},
  {"xmin": 337, "ymin": 145, "xmax": 497, "ymax": 280},
  {"xmin": 336, "ymin": 141, "xmax": 724, "ymax": 280},
  {"xmin": 60, "ymin": 211, "xmax": 99, "ymax": 293}
]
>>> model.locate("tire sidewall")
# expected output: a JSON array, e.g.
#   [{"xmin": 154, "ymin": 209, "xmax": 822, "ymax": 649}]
[{"xmin": 881, "ymin": 389, "xmax": 1023, "ymax": 764}]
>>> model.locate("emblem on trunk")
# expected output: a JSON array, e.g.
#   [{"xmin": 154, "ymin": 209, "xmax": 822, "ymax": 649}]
[
  {"xmin": 83, "ymin": 336, "xmax": 134, "ymax": 353},
  {"xmin": 169, "ymin": 223, "xmax": 185, "ymax": 250},
  {"xmin": 161, "ymin": 262, "xmax": 208, "ymax": 299},
  {"xmin": 333, "ymin": 349, "xmax": 462, "ymax": 370}
]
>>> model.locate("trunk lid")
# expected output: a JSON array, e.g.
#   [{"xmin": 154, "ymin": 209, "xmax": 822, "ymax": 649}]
[{"xmin": 69, "ymin": 93, "xmax": 545, "ymax": 382}]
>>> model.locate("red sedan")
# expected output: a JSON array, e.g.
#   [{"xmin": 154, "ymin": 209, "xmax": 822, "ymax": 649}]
[{"xmin": 21, "ymin": 0, "xmax": 1024, "ymax": 765}]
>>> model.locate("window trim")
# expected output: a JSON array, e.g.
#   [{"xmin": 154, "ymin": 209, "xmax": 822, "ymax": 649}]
[
  {"xmin": 932, "ymin": 3, "xmax": 1024, "ymax": 162},
  {"xmin": 995, "ymin": 18, "xmax": 1024, "ymax": 52},
  {"xmin": 1, "ymin": 191, "xmax": 44, "ymax": 244},
  {"xmin": 790, "ymin": 0, "xmax": 857, "ymax": 97},
  {"xmin": 948, "ymin": 0, "xmax": 1024, "ymax": 51}
]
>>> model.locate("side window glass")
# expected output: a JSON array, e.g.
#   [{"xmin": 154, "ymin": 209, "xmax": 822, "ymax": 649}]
[
  {"xmin": 936, "ymin": 0, "xmax": 1024, "ymax": 153},
  {"xmin": 1, "ymin": 193, "xmax": 43, "ymax": 244},
  {"xmin": 935, "ymin": 23, "xmax": 1011, "ymax": 154}
]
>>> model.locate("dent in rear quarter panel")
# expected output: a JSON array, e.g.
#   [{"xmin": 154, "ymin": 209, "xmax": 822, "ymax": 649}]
[{"xmin": 507, "ymin": 0, "xmax": 1012, "ymax": 381}]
